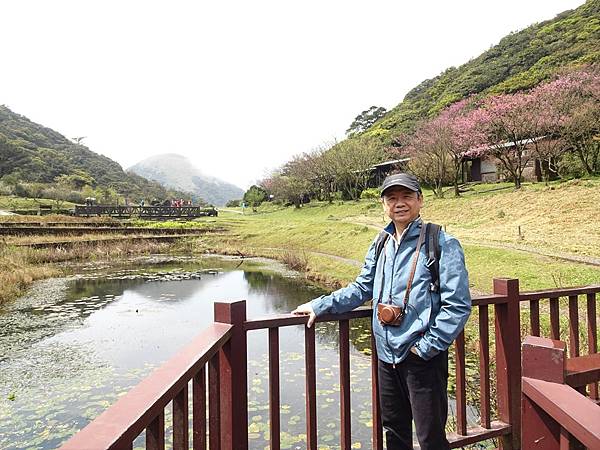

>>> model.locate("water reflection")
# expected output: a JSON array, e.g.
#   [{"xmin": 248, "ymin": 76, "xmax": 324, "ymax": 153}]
[{"xmin": 0, "ymin": 257, "xmax": 378, "ymax": 450}]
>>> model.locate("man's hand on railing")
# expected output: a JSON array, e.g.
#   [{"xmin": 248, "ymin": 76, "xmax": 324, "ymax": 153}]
[{"xmin": 292, "ymin": 302, "xmax": 316, "ymax": 328}]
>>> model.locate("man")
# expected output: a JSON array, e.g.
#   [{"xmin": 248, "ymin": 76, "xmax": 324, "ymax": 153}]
[{"xmin": 293, "ymin": 173, "xmax": 471, "ymax": 450}]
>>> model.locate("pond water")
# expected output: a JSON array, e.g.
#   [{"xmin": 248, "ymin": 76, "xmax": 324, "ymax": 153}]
[{"xmin": 0, "ymin": 256, "xmax": 376, "ymax": 450}]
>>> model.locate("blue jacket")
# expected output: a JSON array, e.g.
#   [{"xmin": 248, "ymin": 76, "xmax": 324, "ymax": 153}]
[{"xmin": 311, "ymin": 217, "xmax": 471, "ymax": 364}]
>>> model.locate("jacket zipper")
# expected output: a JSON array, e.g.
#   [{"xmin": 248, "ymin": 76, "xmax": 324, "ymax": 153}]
[
  {"xmin": 386, "ymin": 224, "xmax": 409, "ymax": 366},
  {"xmin": 385, "ymin": 220, "xmax": 421, "ymax": 367}
]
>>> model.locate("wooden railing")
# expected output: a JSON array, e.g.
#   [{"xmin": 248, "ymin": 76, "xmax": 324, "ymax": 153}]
[
  {"xmin": 60, "ymin": 322, "xmax": 232, "ymax": 450},
  {"xmin": 521, "ymin": 336, "xmax": 600, "ymax": 449},
  {"xmin": 519, "ymin": 285, "xmax": 600, "ymax": 401},
  {"xmin": 59, "ymin": 278, "xmax": 599, "ymax": 450}
]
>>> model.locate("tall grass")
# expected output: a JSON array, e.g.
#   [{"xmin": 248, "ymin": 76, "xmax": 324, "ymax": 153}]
[
  {"xmin": 280, "ymin": 250, "xmax": 309, "ymax": 272},
  {"xmin": 0, "ymin": 244, "xmax": 59, "ymax": 304},
  {"xmin": 0, "ymin": 239, "xmax": 174, "ymax": 305}
]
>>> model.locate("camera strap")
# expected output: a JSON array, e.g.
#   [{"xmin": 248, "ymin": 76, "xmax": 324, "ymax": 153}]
[
  {"xmin": 376, "ymin": 222, "xmax": 427, "ymax": 310},
  {"xmin": 402, "ymin": 223, "xmax": 427, "ymax": 310}
]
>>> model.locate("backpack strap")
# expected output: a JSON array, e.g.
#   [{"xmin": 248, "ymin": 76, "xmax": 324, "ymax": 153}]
[
  {"xmin": 425, "ymin": 223, "xmax": 442, "ymax": 293},
  {"xmin": 374, "ymin": 229, "xmax": 389, "ymax": 262},
  {"xmin": 373, "ymin": 230, "xmax": 389, "ymax": 304}
]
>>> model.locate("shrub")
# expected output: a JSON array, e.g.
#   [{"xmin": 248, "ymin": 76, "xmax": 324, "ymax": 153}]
[
  {"xmin": 281, "ymin": 250, "xmax": 308, "ymax": 272},
  {"xmin": 360, "ymin": 188, "xmax": 380, "ymax": 199}
]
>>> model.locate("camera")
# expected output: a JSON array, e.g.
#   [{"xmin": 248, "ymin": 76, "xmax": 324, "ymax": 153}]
[{"xmin": 377, "ymin": 303, "xmax": 404, "ymax": 326}]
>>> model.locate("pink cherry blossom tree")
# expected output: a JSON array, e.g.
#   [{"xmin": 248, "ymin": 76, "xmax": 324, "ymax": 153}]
[
  {"xmin": 397, "ymin": 99, "xmax": 488, "ymax": 197},
  {"xmin": 398, "ymin": 122, "xmax": 453, "ymax": 198},
  {"xmin": 546, "ymin": 67, "xmax": 600, "ymax": 175}
]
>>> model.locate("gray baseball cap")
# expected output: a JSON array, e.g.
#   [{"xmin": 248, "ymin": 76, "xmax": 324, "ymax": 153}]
[{"xmin": 380, "ymin": 173, "xmax": 421, "ymax": 196}]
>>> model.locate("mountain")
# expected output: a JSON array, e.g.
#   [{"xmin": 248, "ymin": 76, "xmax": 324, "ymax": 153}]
[
  {"xmin": 0, "ymin": 105, "xmax": 186, "ymax": 200},
  {"xmin": 128, "ymin": 154, "xmax": 244, "ymax": 206},
  {"xmin": 360, "ymin": 0, "xmax": 600, "ymax": 144}
]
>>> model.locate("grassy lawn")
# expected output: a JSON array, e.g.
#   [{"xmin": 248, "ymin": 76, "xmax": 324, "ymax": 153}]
[{"xmin": 198, "ymin": 180, "xmax": 600, "ymax": 294}]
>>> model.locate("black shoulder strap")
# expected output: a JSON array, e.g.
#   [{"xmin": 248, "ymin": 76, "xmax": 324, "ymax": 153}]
[
  {"xmin": 425, "ymin": 223, "xmax": 442, "ymax": 293},
  {"xmin": 374, "ymin": 230, "xmax": 389, "ymax": 262}
]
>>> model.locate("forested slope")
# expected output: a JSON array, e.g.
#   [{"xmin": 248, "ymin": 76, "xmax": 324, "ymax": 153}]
[{"xmin": 364, "ymin": 0, "xmax": 600, "ymax": 143}]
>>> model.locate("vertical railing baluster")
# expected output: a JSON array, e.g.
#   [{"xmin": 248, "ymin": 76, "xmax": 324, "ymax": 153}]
[
  {"xmin": 455, "ymin": 331, "xmax": 467, "ymax": 435},
  {"xmin": 568, "ymin": 295, "xmax": 580, "ymax": 358},
  {"xmin": 530, "ymin": 299, "xmax": 540, "ymax": 336},
  {"xmin": 587, "ymin": 293, "xmax": 598, "ymax": 400},
  {"xmin": 209, "ymin": 352, "xmax": 220, "ymax": 450},
  {"xmin": 478, "ymin": 305, "xmax": 491, "ymax": 429},
  {"xmin": 174, "ymin": 385, "xmax": 189, "ymax": 450},
  {"xmin": 147, "ymin": 411, "xmax": 165, "ymax": 450},
  {"xmin": 550, "ymin": 297, "xmax": 560, "ymax": 340},
  {"xmin": 305, "ymin": 324, "xmax": 317, "ymax": 450},
  {"xmin": 214, "ymin": 301, "xmax": 248, "ymax": 450},
  {"xmin": 269, "ymin": 327, "xmax": 281, "ymax": 450},
  {"xmin": 193, "ymin": 368, "xmax": 207, "ymax": 450},
  {"xmin": 371, "ymin": 334, "xmax": 383, "ymax": 450},
  {"xmin": 493, "ymin": 278, "xmax": 522, "ymax": 450},
  {"xmin": 339, "ymin": 320, "xmax": 351, "ymax": 449},
  {"xmin": 559, "ymin": 427, "xmax": 570, "ymax": 450}
]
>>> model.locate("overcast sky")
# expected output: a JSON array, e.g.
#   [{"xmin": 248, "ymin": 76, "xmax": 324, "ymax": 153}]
[{"xmin": 0, "ymin": 0, "xmax": 585, "ymax": 190}]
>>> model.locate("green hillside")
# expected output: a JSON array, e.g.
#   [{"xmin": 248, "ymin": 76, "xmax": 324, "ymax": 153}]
[
  {"xmin": 0, "ymin": 105, "xmax": 186, "ymax": 200},
  {"xmin": 363, "ymin": 0, "xmax": 600, "ymax": 143}
]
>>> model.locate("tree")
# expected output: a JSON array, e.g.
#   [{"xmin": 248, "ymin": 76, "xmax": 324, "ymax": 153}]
[
  {"xmin": 547, "ymin": 68, "xmax": 600, "ymax": 176},
  {"xmin": 54, "ymin": 170, "xmax": 95, "ymax": 190},
  {"xmin": 294, "ymin": 145, "xmax": 338, "ymax": 203},
  {"xmin": 400, "ymin": 125, "xmax": 453, "ymax": 198},
  {"xmin": 406, "ymin": 99, "xmax": 488, "ymax": 197},
  {"xmin": 346, "ymin": 106, "xmax": 387, "ymax": 136},
  {"xmin": 525, "ymin": 80, "xmax": 570, "ymax": 182},
  {"xmin": 264, "ymin": 173, "xmax": 310, "ymax": 208},
  {"xmin": 477, "ymin": 92, "xmax": 540, "ymax": 189},
  {"xmin": 328, "ymin": 138, "xmax": 386, "ymax": 200},
  {"xmin": 243, "ymin": 185, "xmax": 268, "ymax": 210}
]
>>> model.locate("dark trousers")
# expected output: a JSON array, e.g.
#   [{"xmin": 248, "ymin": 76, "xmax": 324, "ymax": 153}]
[{"xmin": 378, "ymin": 351, "xmax": 450, "ymax": 450}]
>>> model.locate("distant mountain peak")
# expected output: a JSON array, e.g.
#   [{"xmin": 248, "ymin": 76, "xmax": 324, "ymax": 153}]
[{"xmin": 128, "ymin": 154, "xmax": 244, "ymax": 206}]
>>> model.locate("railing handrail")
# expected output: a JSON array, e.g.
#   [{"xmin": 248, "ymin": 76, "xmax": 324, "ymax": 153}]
[
  {"xmin": 522, "ymin": 377, "xmax": 600, "ymax": 448},
  {"xmin": 60, "ymin": 322, "xmax": 232, "ymax": 450},
  {"xmin": 244, "ymin": 294, "xmax": 515, "ymax": 331},
  {"xmin": 518, "ymin": 284, "xmax": 600, "ymax": 301},
  {"xmin": 244, "ymin": 306, "xmax": 372, "ymax": 330}
]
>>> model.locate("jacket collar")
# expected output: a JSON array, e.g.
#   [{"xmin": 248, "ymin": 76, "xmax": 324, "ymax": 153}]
[{"xmin": 383, "ymin": 216, "xmax": 423, "ymax": 240}]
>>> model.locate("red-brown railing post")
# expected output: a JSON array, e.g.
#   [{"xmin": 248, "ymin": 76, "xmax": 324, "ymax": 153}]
[
  {"xmin": 214, "ymin": 300, "xmax": 248, "ymax": 450},
  {"xmin": 371, "ymin": 334, "xmax": 383, "ymax": 450},
  {"xmin": 493, "ymin": 278, "xmax": 521, "ymax": 450},
  {"xmin": 521, "ymin": 336, "xmax": 566, "ymax": 450}
]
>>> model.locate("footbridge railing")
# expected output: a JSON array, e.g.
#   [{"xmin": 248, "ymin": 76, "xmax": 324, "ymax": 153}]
[
  {"xmin": 59, "ymin": 278, "xmax": 599, "ymax": 450},
  {"xmin": 73, "ymin": 205, "xmax": 218, "ymax": 219}
]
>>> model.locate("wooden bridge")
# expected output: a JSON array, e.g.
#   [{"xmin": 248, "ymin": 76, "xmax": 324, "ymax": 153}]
[
  {"xmin": 59, "ymin": 278, "xmax": 600, "ymax": 450},
  {"xmin": 73, "ymin": 205, "xmax": 218, "ymax": 219}
]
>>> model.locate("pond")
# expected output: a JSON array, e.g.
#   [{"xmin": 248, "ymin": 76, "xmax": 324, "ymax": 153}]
[{"xmin": 0, "ymin": 255, "xmax": 376, "ymax": 450}]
